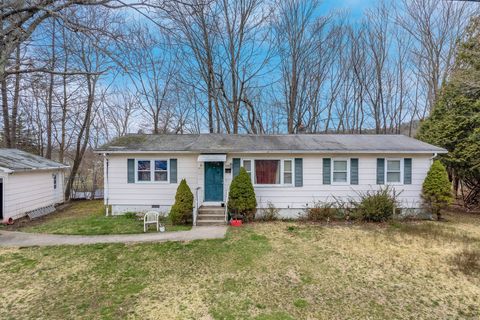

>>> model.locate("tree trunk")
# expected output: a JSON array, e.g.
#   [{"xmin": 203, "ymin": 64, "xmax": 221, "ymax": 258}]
[
  {"xmin": 46, "ymin": 19, "xmax": 56, "ymax": 159},
  {"xmin": 1, "ymin": 75, "xmax": 11, "ymax": 147}
]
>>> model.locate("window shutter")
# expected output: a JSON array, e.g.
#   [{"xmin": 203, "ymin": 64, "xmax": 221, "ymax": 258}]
[
  {"xmin": 323, "ymin": 158, "xmax": 331, "ymax": 185},
  {"xmin": 127, "ymin": 159, "xmax": 135, "ymax": 183},
  {"xmin": 376, "ymin": 158, "xmax": 385, "ymax": 185},
  {"xmin": 404, "ymin": 158, "xmax": 412, "ymax": 184},
  {"xmin": 232, "ymin": 158, "xmax": 241, "ymax": 177},
  {"xmin": 350, "ymin": 158, "xmax": 359, "ymax": 185},
  {"xmin": 294, "ymin": 158, "xmax": 303, "ymax": 187},
  {"xmin": 170, "ymin": 159, "xmax": 177, "ymax": 183}
]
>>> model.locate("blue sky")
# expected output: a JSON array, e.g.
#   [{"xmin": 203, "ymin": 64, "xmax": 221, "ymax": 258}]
[{"xmin": 322, "ymin": 0, "xmax": 378, "ymax": 18}]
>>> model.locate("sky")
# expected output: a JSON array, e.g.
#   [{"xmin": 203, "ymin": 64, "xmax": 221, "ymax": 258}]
[{"xmin": 322, "ymin": 0, "xmax": 378, "ymax": 18}]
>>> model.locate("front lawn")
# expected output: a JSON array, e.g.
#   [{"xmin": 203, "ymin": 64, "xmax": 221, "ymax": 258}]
[
  {"xmin": 7, "ymin": 200, "xmax": 190, "ymax": 235},
  {"xmin": 0, "ymin": 211, "xmax": 479, "ymax": 319}
]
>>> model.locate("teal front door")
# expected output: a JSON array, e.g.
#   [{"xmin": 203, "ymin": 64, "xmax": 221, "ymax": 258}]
[{"xmin": 204, "ymin": 162, "xmax": 224, "ymax": 202}]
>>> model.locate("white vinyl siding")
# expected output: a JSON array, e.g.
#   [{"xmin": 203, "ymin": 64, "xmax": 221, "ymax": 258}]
[
  {"xmin": 3, "ymin": 170, "xmax": 65, "ymax": 221},
  {"xmin": 226, "ymin": 153, "xmax": 432, "ymax": 213},
  {"xmin": 106, "ymin": 152, "xmax": 433, "ymax": 216},
  {"xmin": 107, "ymin": 154, "xmax": 198, "ymax": 214}
]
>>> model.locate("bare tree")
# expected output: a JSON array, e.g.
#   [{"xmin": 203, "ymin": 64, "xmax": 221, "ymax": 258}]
[
  {"xmin": 162, "ymin": 0, "xmax": 221, "ymax": 133},
  {"xmin": 101, "ymin": 89, "xmax": 138, "ymax": 139},
  {"xmin": 124, "ymin": 24, "xmax": 177, "ymax": 133},
  {"xmin": 396, "ymin": 0, "xmax": 476, "ymax": 114}
]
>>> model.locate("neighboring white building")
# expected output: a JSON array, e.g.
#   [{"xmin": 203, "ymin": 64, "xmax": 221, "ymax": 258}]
[
  {"xmin": 97, "ymin": 134, "xmax": 447, "ymax": 224},
  {"xmin": 0, "ymin": 149, "xmax": 68, "ymax": 223}
]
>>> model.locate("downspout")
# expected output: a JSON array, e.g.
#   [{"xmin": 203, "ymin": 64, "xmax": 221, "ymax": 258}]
[
  {"xmin": 103, "ymin": 153, "xmax": 109, "ymax": 216},
  {"xmin": 430, "ymin": 152, "xmax": 438, "ymax": 164}
]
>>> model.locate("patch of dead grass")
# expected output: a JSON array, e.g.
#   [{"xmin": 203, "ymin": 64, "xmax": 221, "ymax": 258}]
[{"xmin": 451, "ymin": 247, "xmax": 480, "ymax": 276}]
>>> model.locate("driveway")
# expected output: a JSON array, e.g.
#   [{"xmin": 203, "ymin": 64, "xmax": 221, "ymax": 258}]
[{"xmin": 0, "ymin": 226, "xmax": 228, "ymax": 247}]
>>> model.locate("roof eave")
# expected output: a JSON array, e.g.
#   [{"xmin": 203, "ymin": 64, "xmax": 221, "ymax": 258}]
[
  {"xmin": 96, "ymin": 149, "xmax": 447, "ymax": 154},
  {"xmin": 6, "ymin": 165, "xmax": 70, "ymax": 173}
]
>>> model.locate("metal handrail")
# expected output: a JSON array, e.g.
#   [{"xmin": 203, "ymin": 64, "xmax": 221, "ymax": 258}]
[
  {"xmin": 193, "ymin": 187, "xmax": 201, "ymax": 226},
  {"xmin": 224, "ymin": 190, "xmax": 229, "ymax": 223}
]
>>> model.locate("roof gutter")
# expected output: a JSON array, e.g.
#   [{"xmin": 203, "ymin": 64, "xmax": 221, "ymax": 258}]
[
  {"xmin": 6, "ymin": 165, "xmax": 70, "ymax": 173},
  {"xmin": 0, "ymin": 166, "xmax": 14, "ymax": 174},
  {"xmin": 95, "ymin": 149, "xmax": 448, "ymax": 155}
]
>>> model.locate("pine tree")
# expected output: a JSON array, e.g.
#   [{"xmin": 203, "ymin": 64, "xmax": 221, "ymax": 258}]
[
  {"xmin": 422, "ymin": 160, "xmax": 453, "ymax": 220},
  {"xmin": 169, "ymin": 179, "xmax": 194, "ymax": 225},
  {"xmin": 228, "ymin": 167, "xmax": 257, "ymax": 221},
  {"xmin": 418, "ymin": 17, "xmax": 480, "ymax": 208}
]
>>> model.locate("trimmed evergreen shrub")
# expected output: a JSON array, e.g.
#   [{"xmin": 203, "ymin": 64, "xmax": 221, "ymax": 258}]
[
  {"xmin": 169, "ymin": 179, "xmax": 194, "ymax": 225},
  {"xmin": 356, "ymin": 187, "xmax": 398, "ymax": 222},
  {"xmin": 422, "ymin": 160, "xmax": 453, "ymax": 220},
  {"xmin": 228, "ymin": 167, "xmax": 257, "ymax": 222}
]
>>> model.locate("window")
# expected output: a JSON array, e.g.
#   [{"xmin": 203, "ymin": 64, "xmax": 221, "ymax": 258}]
[
  {"xmin": 154, "ymin": 160, "xmax": 168, "ymax": 181},
  {"xmin": 242, "ymin": 160, "xmax": 252, "ymax": 178},
  {"xmin": 333, "ymin": 160, "xmax": 348, "ymax": 183},
  {"xmin": 250, "ymin": 159, "xmax": 293, "ymax": 185},
  {"xmin": 255, "ymin": 160, "xmax": 280, "ymax": 185},
  {"xmin": 53, "ymin": 174, "xmax": 57, "ymax": 190},
  {"xmin": 283, "ymin": 160, "xmax": 293, "ymax": 184},
  {"xmin": 386, "ymin": 159, "xmax": 401, "ymax": 183},
  {"xmin": 137, "ymin": 160, "xmax": 151, "ymax": 182},
  {"xmin": 136, "ymin": 159, "xmax": 168, "ymax": 182}
]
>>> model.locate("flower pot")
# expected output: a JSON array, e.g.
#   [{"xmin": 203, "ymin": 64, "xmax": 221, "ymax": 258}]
[
  {"xmin": 159, "ymin": 226, "xmax": 166, "ymax": 233},
  {"xmin": 230, "ymin": 219, "xmax": 242, "ymax": 227}
]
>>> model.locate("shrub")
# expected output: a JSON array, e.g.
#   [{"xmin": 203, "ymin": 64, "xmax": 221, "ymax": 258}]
[
  {"xmin": 228, "ymin": 167, "xmax": 257, "ymax": 222},
  {"xmin": 356, "ymin": 187, "xmax": 398, "ymax": 222},
  {"xmin": 259, "ymin": 201, "xmax": 279, "ymax": 221},
  {"xmin": 422, "ymin": 160, "xmax": 453, "ymax": 220},
  {"xmin": 169, "ymin": 179, "xmax": 194, "ymax": 225},
  {"xmin": 124, "ymin": 212, "xmax": 137, "ymax": 219},
  {"xmin": 303, "ymin": 201, "xmax": 337, "ymax": 222}
]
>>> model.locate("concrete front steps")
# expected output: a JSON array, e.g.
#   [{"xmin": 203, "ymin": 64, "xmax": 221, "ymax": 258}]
[{"xmin": 197, "ymin": 206, "xmax": 226, "ymax": 226}]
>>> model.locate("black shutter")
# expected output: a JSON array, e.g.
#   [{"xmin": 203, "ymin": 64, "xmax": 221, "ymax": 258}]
[
  {"xmin": 127, "ymin": 159, "xmax": 135, "ymax": 183},
  {"xmin": 294, "ymin": 158, "xmax": 303, "ymax": 187},
  {"xmin": 377, "ymin": 158, "xmax": 385, "ymax": 185},
  {"xmin": 323, "ymin": 158, "xmax": 331, "ymax": 185},
  {"xmin": 404, "ymin": 158, "xmax": 412, "ymax": 184},
  {"xmin": 170, "ymin": 159, "xmax": 178, "ymax": 183},
  {"xmin": 350, "ymin": 158, "xmax": 359, "ymax": 185}
]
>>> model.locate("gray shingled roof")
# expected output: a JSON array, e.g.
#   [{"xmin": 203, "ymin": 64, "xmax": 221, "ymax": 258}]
[
  {"xmin": 0, "ymin": 149, "xmax": 69, "ymax": 172},
  {"xmin": 97, "ymin": 134, "xmax": 447, "ymax": 154}
]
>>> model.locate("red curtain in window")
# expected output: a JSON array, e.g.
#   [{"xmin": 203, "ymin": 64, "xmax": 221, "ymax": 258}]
[{"xmin": 255, "ymin": 160, "xmax": 280, "ymax": 184}]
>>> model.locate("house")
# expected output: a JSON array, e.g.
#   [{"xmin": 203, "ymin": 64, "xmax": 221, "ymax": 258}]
[
  {"xmin": 0, "ymin": 149, "xmax": 68, "ymax": 223},
  {"xmin": 97, "ymin": 134, "xmax": 447, "ymax": 225}
]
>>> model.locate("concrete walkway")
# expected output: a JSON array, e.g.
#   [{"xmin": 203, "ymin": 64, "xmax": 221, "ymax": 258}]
[{"xmin": 0, "ymin": 226, "xmax": 228, "ymax": 247}]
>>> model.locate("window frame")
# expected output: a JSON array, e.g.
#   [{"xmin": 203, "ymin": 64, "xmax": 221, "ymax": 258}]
[
  {"xmin": 385, "ymin": 158, "xmax": 403, "ymax": 184},
  {"xmin": 243, "ymin": 158, "xmax": 294, "ymax": 187},
  {"xmin": 241, "ymin": 159, "xmax": 253, "ymax": 179},
  {"xmin": 283, "ymin": 159, "xmax": 294, "ymax": 186},
  {"xmin": 331, "ymin": 158, "xmax": 350, "ymax": 185},
  {"xmin": 135, "ymin": 159, "xmax": 169, "ymax": 183}
]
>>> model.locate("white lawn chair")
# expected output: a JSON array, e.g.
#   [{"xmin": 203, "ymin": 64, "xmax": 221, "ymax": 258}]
[{"xmin": 144, "ymin": 211, "xmax": 160, "ymax": 232}]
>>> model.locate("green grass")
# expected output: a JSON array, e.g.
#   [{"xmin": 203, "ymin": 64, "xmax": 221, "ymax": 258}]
[
  {"xmin": 15, "ymin": 200, "xmax": 191, "ymax": 235},
  {"xmin": 0, "ymin": 211, "xmax": 479, "ymax": 319}
]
